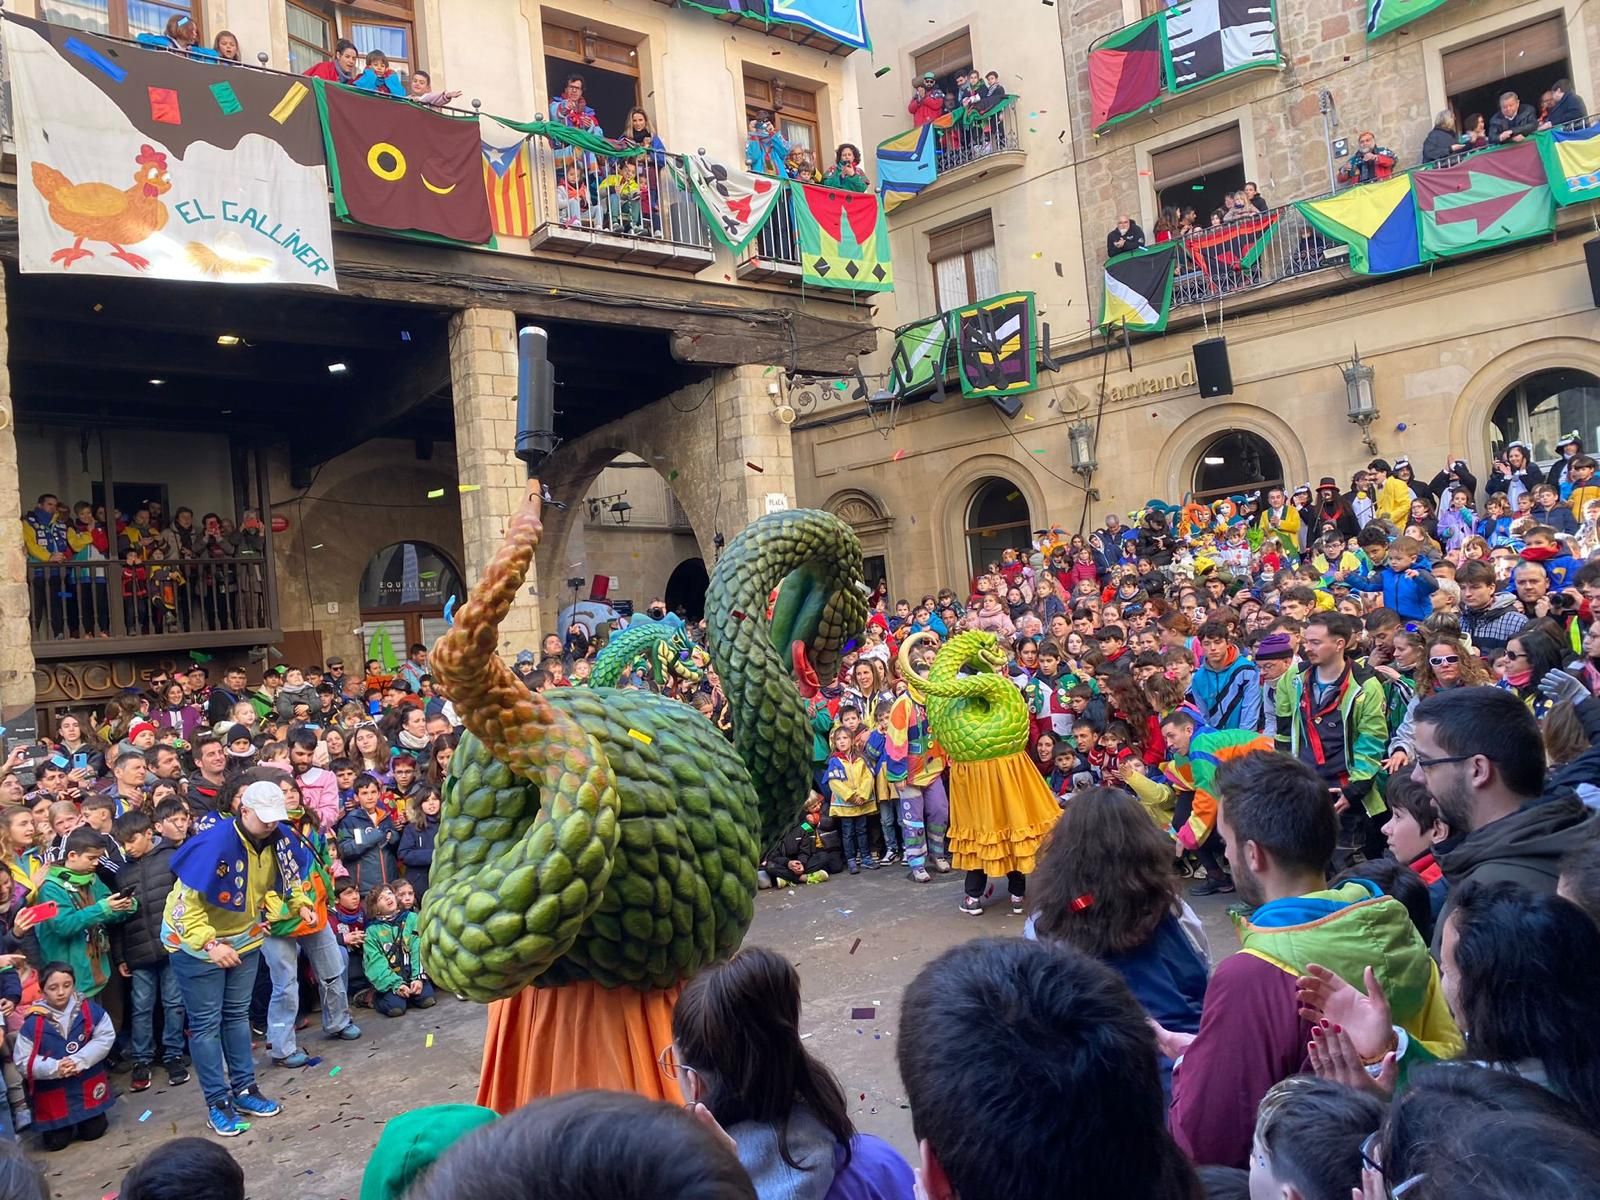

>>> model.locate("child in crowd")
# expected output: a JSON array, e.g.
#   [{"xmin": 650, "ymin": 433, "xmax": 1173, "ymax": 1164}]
[
  {"xmin": 826, "ymin": 726, "xmax": 877, "ymax": 875},
  {"xmin": 760, "ymin": 793, "xmax": 843, "ymax": 887},
  {"xmin": 152, "ymin": 797, "xmax": 192, "ymax": 848},
  {"xmin": 35, "ymin": 828, "xmax": 134, "ymax": 1007},
  {"xmin": 1382, "ymin": 775, "xmax": 1453, "ymax": 920},
  {"xmin": 14, "ymin": 962, "xmax": 116, "ymax": 1151},
  {"xmin": 337, "ymin": 774, "xmax": 399, "ymax": 893},
  {"xmin": 362, "ymin": 885, "xmax": 434, "ymax": 1017},
  {"xmin": 394, "ymin": 879, "xmax": 417, "ymax": 914},
  {"xmin": 397, "ymin": 791, "xmax": 440, "ymax": 901},
  {"xmin": 330, "ymin": 880, "xmax": 370, "ymax": 1004},
  {"xmin": 111, "ymin": 811, "xmax": 189, "ymax": 1092},
  {"xmin": 863, "ymin": 711, "xmax": 903, "ymax": 866},
  {"xmin": 1351, "ymin": 535, "xmax": 1437, "ymax": 621}
]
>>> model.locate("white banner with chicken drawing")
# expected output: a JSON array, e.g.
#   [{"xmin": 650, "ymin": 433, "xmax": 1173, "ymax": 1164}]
[{"xmin": 4, "ymin": 13, "xmax": 337, "ymax": 288}]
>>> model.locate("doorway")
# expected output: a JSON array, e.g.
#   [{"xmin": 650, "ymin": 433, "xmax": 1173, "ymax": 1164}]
[
  {"xmin": 964, "ymin": 477, "xmax": 1032, "ymax": 585},
  {"xmin": 358, "ymin": 542, "xmax": 465, "ymax": 669},
  {"xmin": 1192, "ymin": 430, "xmax": 1283, "ymax": 501},
  {"xmin": 663, "ymin": 557, "xmax": 709, "ymax": 621}
]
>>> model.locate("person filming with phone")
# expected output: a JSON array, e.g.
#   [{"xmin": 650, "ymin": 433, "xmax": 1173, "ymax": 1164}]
[{"xmin": 33, "ymin": 827, "xmax": 136, "ymax": 1039}]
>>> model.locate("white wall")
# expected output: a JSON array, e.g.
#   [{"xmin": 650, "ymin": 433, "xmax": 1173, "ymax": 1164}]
[{"xmin": 15, "ymin": 424, "xmax": 237, "ymax": 519}]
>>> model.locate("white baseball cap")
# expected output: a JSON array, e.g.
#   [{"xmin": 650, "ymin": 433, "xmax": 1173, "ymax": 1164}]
[{"xmin": 239, "ymin": 780, "xmax": 289, "ymax": 824}]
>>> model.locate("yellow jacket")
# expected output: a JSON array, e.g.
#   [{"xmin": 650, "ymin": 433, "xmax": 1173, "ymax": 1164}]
[
  {"xmin": 826, "ymin": 754, "xmax": 877, "ymax": 819},
  {"xmin": 1256, "ymin": 505, "xmax": 1300, "ymax": 551},
  {"xmin": 1375, "ymin": 477, "xmax": 1414, "ymax": 527}
]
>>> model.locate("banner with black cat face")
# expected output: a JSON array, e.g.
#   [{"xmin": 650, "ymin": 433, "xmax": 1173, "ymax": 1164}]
[
  {"xmin": 954, "ymin": 293, "xmax": 1037, "ymax": 401},
  {"xmin": 4, "ymin": 12, "xmax": 336, "ymax": 287}
]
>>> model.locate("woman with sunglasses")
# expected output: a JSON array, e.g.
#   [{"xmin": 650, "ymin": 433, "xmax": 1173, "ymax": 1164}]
[
  {"xmin": 666, "ymin": 946, "xmax": 913, "ymax": 1200},
  {"xmin": 1415, "ymin": 636, "xmax": 1491, "ymax": 697},
  {"xmin": 1498, "ymin": 627, "xmax": 1565, "ymax": 719}
]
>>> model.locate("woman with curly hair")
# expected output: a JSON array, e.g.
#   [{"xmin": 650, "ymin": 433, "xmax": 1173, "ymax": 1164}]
[
  {"xmin": 1415, "ymin": 634, "xmax": 1492, "ymax": 697},
  {"xmin": 1027, "ymin": 788, "xmax": 1209, "ymax": 1098}
]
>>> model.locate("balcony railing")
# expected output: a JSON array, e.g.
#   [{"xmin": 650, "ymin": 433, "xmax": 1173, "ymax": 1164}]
[
  {"xmin": 527, "ymin": 135, "xmax": 716, "ymax": 270},
  {"xmin": 738, "ymin": 188, "xmax": 803, "ymax": 280},
  {"xmin": 1168, "ymin": 206, "xmax": 1336, "ymax": 309},
  {"xmin": 934, "ymin": 102, "xmax": 1023, "ymax": 174},
  {"xmin": 29, "ymin": 556, "xmax": 277, "ymax": 654}
]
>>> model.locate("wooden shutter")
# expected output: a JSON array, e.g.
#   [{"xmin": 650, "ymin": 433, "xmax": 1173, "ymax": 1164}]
[
  {"xmin": 927, "ymin": 212, "xmax": 995, "ymax": 261},
  {"xmin": 1443, "ymin": 16, "xmax": 1567, "ymax": 95},
  {"xmin": 1150, "ymin": 125, "xmax": 1244, "ymax": 191},
  {"xmin": 914, "ymin": 31, "xmax": 974, "ymax": 79}
]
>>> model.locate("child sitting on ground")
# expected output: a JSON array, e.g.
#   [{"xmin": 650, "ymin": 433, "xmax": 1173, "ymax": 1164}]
[
  {"xmin": 14, "ymin": 962, "xmax": 115, "ymax": 1151},
  {"xmin": 759, "ymin": 793, "xmax": 843, "ymax": 887},
  {"xmin": 362, "ymin": 885, "xmax": 434, "ymax": 1017}
]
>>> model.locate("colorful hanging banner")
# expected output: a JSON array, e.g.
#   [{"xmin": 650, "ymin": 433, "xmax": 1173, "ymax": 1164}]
[
  {"xmin": 678, "ymin": 152, "xmax": 784, "ymax": 252},
  {"xmin": 315, "ymin": 81, "xmax": 491, "ymax": 245},
  {"xmin": 1164, "ymin": 0, "xmax": 1282, "ymax": 92},
  {"xmin": 875, "ymin": 124, "xmax": 937, "ymax": 213},
  {"xmin": 1538, "ymin": 125, "xmax": 1600, "ymax": 204},
  {"xmin": 1296, "ymin": 174, "xmax": 1421, "ymax": 274},
  {"xmin": 1366, "ymin": 0, "xmax": 1451, "ymax": 39},
  {"xmin": 1182, "ymin": 211, "xmax": 1281, "ymax": 283},
  {"xmin": 887, "ymin": 315, "xmax": 951, "ymax": 397},
  {"xmin": 954, "ymin": 293, "xmax": 1037, "ymax": 399},
  {"xmin": 792, "ymin": 182, "xmax": 893, "ymax": 291},
  {"xmin": 1101, "ymin": 243, "xmax": 1180, "ymax": 333},
  {"xmin": 1411, "ymin": 139, "xmax": 1555, "ymax": 261},
  {"xmin": 4, "ymin": 12, "xmax": 336, "ymax": 287},
  {"xmin": 677, "ymin": 0, "xmax": 869, "ymax": 50},
  {"xmin": 1089, "ymin": 14, "xmax": 1166, "ymax": 130},
  {"xmin": 479, "ymin": 115, "xmax": 533, "ymax": 239}
]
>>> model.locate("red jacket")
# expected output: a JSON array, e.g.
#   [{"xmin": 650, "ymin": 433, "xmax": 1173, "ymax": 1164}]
[{"xmin": 907, "ymin": 93, "xmax": 945, "ymax": 126}]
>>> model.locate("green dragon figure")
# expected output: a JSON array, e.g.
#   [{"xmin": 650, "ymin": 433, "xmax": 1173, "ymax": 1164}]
[
  {"xmin": 420, "ymin": 484, "xmax": 867, "ymax": 1003},
  {"xmin": 899, "ymin": 630, "xmax": 1029, "ymax": 762},
  {"xmin": 587, "ymin": 619, "xmax": 710, "ymax": 690}
]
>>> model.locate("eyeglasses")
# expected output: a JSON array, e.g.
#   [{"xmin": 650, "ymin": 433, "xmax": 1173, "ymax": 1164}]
[
  {"xmin": 656, "ymin": 1044, "xmax": 696, "ymax": 1085},
  {"xmin": 1413, "ymin": 751, "xmax": 1477, "ymax": 770},
  {"xmin": 1360, "ymin": 1132, "xmax": 1424, "ymax": 1196},
  {"xmin": 1427, "ymin": 654, "xmax": 1459, "ymax": 666}
]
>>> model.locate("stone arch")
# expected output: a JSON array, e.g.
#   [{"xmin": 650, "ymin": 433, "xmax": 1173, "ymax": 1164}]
[
  {"xmin": 824, "ymin": 487, "xmax": 896, "ymax": 596},
  {"xmin": 931, "ymin": 455, "xmax": 1049, "ymax": 589},
  {"xmin": 1446, "ymin": 336, "xmax": 1600, "ymax": 471},
  {"xmin": 1153, "ymin": 403, "xmax": 1309, "ymax": 502}
]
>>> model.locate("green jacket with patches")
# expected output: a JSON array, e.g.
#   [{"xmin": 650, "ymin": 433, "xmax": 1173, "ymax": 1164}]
[{"xmin": 1274, "ymin": 661, "xmax": 1390, "ymax": 815}]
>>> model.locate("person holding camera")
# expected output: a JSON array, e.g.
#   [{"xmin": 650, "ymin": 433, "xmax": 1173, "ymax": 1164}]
[
  {"xmin": 744, "ymin": 109, "xmax": 791, "ymax": 177},
  {"xmin": 908, "ymin": 72, "xmax": 945, "ymax": 126}
]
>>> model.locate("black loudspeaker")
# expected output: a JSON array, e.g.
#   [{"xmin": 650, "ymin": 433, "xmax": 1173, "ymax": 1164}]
[
  {"xmin": 1585, "ymin": 237, "xmax": 1600, "ymax": 307},
  {"xmin": 1193, "ymin": 337, "xmax": 1233, "ymax": 398}
]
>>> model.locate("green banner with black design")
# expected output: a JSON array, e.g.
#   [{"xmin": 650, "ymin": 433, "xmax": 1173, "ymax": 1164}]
[{"xmin": 791, "ymin": 181, "xmax": 893, "ymax": 291}]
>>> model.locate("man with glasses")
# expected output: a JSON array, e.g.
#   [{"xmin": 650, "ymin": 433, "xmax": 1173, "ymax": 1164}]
[
  {"xmin": 1411, "ymin": 688, "xmax": 1599, "ymax": 947},
  {"xmin": 1274, "ymin": 612, "xmax": 1390, "ymax": 869}
]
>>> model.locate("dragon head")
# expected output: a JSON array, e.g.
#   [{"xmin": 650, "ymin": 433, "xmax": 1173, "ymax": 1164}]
[
  {"xmin": 971, "ymin": 632, "xmax": 1008, "ymax": 674},
  {"xmin": 656, "ymin": 631, "xmax": 710, "ymax": 684},
  {"xmin": 135, "ymin": 144, "xmax": 171, "ymax": 198},
  {"xmin": 769, "ymin": 565, "xmax": 870, "ymax": 698}
]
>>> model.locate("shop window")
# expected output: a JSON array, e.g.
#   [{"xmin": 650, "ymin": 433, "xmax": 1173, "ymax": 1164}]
[
  {"xmin": 1192, "ymin": 430, "xmax": 1282, "ymax": 500},
  {"xmin": 1490, "ymin": 369, "xmax": 1600, "ymax": 466},
  {"xmin": 928, "ymin": 212, "xmax": 998, "ymax": 310},
  {"xmin": 745, "ymin": 74, "xmax": 820, "ymax": 160},
  {"xmin": 43, "ymin": 0, "xmax": 194, "ymax": 40},
  {"xmin": 1444, "ymin": 15, "xmax": 1569, "ymax": 136},
  {"xmin": 544, "ymin": 20, "xmax": 643, "ymax": 136},
  {"xmin": 913, "ymin": 29, "xmax": 973, "ymax": 95},
  {"xmin": 1151, "ymin": 123, "xmax": 1244, "ymax": 226}
]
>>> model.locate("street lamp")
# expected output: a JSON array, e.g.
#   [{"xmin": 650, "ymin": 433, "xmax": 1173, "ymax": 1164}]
[
  {"xmin": 1340, "ymin": 347, "xmax": 1378, "ymax": 452},
  {"xmin": 609, "ymin": 500, "xmax": 633, "ymax": 526},
  {"xmin": 1068, "ymin": 419, "xmax": 1097, "ymax": 477}
]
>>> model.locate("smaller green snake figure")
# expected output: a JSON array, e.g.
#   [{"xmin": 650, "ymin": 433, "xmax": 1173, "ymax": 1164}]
[
  {"xmin": 899, "ymin": 630, "xmax": 1028, "ymax": 761},
  {"xmin": 587, "ymin": 621, "xmax": 710, "ymax": 691}
]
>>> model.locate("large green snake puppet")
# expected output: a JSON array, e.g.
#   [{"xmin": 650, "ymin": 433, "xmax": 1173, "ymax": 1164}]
[
  {"xmin": 421, "ymin": 485, "xmax": 866, "ymax": 1010},
  {"xmin": 586, "ymin": 619, "xmax": 709, "ymax": 690},
  {"xmin": 897, "ymin": 629, "xmax": 1060, "ymax": 880}
]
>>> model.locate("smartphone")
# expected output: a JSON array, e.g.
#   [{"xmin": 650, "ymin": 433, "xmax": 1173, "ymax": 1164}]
[
  {"xmin": 111, "ymin": 887, "xmax": 137, "ymax": 902},
  {"xmin": 18, "ymin": 901, "xmax": 58, "ymax": 924},
  {"xmin": 72, "ymin": 752, "xmax": 90, "ymax": 771},
  {"xmin": 368, "ymin": 700, "xmax": 382, "ymax": 716}
]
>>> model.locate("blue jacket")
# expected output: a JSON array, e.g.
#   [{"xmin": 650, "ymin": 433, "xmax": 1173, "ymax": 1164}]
[
  {"xmin": 1191, "ymin": 655, "xmax": 1263, "ymax": 732},
  {"xmin": 1529, "ymin": 503, "xmax": 1578, "ymax": 535},
  {"xmin": 1350, "ymin": 560, "xmax": 1438, "ymax": 620}
]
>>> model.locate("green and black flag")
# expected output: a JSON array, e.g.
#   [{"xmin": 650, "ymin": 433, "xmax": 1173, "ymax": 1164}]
[{"xmin": 1100, "ymin": 242, "xmax": 1179, "ymax": 333}]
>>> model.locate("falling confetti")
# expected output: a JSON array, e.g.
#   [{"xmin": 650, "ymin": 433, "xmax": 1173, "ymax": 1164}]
[
  {"xmin": 731, "ymin": 610, "xmax": 747, "ymax": 620},
  {"xmin": 892, "ymin": 449, "xmax": 906, "ymax": 461},
  {"xmin": 850, "ymin": 937, "xmax": 861, "ymax": 954},
  {"xmin": 628, "ymin": 729, "xmax": 653, "ymax": 744},
  {"xmin": 427, "ymin": 488, "xmax": 445, "ymax": 499},
  {"xmin": 668, "ymin": 469, "xmax": 679, "ymax": 481},
  {"xmin": 1031, "ymin": 252, "xmax": 1042, "ymax": 258},
  {"xmin": 874, "ymin": 65, "xmax": 892, "ymax": 77},
  {"xmin": 1006, "ymin": 491, "xmax": 1021, "ymax": 501},
  {"xmin": 746, "ymin": 461, "xmax": 764, "ymax": 473},
  {"xmin": 1055, "ymin": 261, "xmax": 1064, "ymax": 276},
  {"xmin": 1032, "ymin": 448, "xmax": 1047, "ymax": 455},
  {"xmin": 329, "ymin": 1066, "xmax": 342, "ymax": 1077},
  {"xmin": 457, "ymin": 484, "xmax": 480, "ymax": 493}
]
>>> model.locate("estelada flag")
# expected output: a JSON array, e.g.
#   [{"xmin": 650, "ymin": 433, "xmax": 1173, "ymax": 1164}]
[
  {"xmin": 1101, "ymin": 242, "xmax": 1180, "ymax": 332},
  {"xmin": 314, "ymin": 81, "xmax": 491, "ymax": 245},
  {"xmin": 1089, "ymin": 14, "xmax": 1164, "ymax": 131},
  {"xmin": 479, "ymin": 114, "xmax": 533, "ymax": 239}
]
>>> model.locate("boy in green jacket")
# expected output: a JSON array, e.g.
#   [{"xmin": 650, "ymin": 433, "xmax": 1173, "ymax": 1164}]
[
  {"xmin": 362, "ymin": 884, "xmax": 434, "ymax": 1018},
  {"xmin": 36, "ymin": 827, "xmax": 136, "ymax": 1000}
]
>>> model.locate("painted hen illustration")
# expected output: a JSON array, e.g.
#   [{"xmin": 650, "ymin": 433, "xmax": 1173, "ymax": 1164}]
[{"xmin": 31, "ymin": 143, "xmax": 172, "ymax": 270}]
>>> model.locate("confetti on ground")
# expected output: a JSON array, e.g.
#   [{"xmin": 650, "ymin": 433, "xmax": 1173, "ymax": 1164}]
[
  {"xmin": 851, "ymin": 1007, "xmax": 876, "ymax": 1020},
  {"xmin": 746, "ymin": 461, "xmax": 764, "ymax": 472},
  {"xmin": 426, "ymin": 1034, "xmax": 434, "ymax": 1048},
  {"xmin": 457, "ymin": 484, "xmax": 480, "ymax": 493},
  {"xmin": 836, "ymin": 908, "xmax": 853, "ymax": 915},
  {"xmin": 427, "ymin": 488, "xmax": 445, "ymax": 499},
  {"xmin": 628, "ymin": 729, "xmax": 653, "ymax": 744},
  {"xmin": 850, "ymin": 937, "xmax": 861, "ymax": 955},
  {"xmin": 1023, "ymin": 414, "xmax": 1036, "ymax": 421},
  {"xmin": 139, "ymin": 1109, "xmax": 152, "ymax": 1122},
  {"xmin": 329, "ymin": 1066, "xmax": 342, "ymax": 1077}
]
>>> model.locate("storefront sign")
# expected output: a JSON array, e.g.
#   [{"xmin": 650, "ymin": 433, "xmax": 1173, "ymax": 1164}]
[
  {"xmin": 32, "ymin": 653, "xmax": 243, "ymax": 706},
  {"xmin": 1099, "ymin": 364, "xmax": 1195, "ymax": 402}
]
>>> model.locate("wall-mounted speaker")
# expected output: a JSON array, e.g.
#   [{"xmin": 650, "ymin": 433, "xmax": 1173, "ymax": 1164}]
[{"xmin": 1193, "ymin": 337, "xmax": 1233, "ymax": 398}]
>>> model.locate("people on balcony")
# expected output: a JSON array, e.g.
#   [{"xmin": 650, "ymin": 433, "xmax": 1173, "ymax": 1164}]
[
  {"xmin": 355, "ymin": 50, "xmax": 408, "ymax": 98},
  {"xmin": 212, "ymin": 31, "xmax": 241, "ymax": 64},
  {"xmin": 407, "ymin": 70, "xmax": 463, "ymax": 109},
  {"xmin": 552, "ymin": 74, "xmax": 602, "ymax": 136},
  {"xmin": 136, "ymin": 15, "xmax": 216, "ymax": 60},
  {"xmin": 787, "ymin": 145, "xmax": 822, "ymax": 184},
  {"xmin": 822, "ymin": 144, "xmax": 870, "ymax": 191},
  {"xmin": 1336, "ymin": 131, "xmax": 1398, "ymax": 186},
  {"xmin": 1422, "ymin": 111, "xmax": 1472, "ymax": 163},
  {"xmin": 976, "ymin": 70, "xmax": 1009, "ymax": 115},
  {"xmin": 1243, "ymin": 182, "xmax": 1268, "ymax": 213},
  {"xmin": 908, "ymin": 76, "xmax": 946, "ymax": 127},
  {"xmin": 1107, "ymin": 215, "xmax": 1147, "ymax": 257},
  {"xmin": 1539, "ymin": 78, "xmax": 1587, "ymax": 131},
  {"xmin": 303, "ymin": 38, "xmax": 361, "ymax": 84},
  {"xmin": 1489, "ymin": 91, "xmax": 1538, "ymax": 144},
  {"xmin": 745, "ymin": 112, "xmax": 791, "ymax": 177}
]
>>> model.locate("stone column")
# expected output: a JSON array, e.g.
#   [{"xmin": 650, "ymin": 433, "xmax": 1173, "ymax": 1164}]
[
  {"xmin": 448, "ymin": 307, "xmax": 542, "ymax": 655},
  {"xmin": 714, "ymin": 364, "xmax": 796, "ymax": 534},
  {"xmin": 0, "ymin": 272, "xmax": 35, "ymax": 727}
]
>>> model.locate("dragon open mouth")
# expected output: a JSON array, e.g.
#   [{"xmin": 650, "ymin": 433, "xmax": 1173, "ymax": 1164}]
[{"xmin": 769, "ymin": 564, "xmax": 847, "ymax": 693}]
